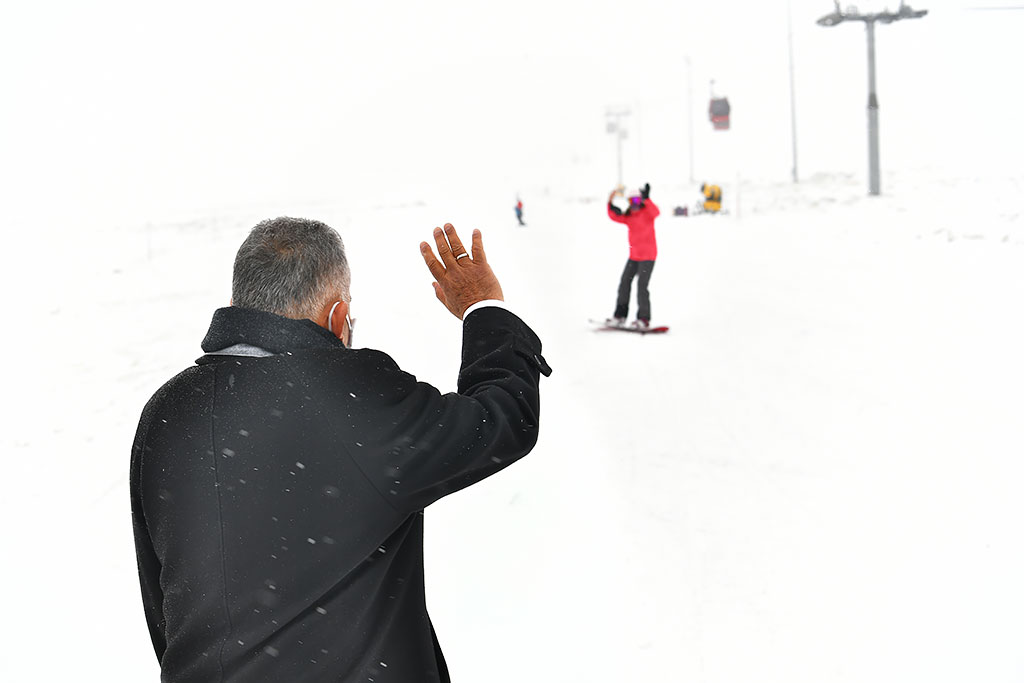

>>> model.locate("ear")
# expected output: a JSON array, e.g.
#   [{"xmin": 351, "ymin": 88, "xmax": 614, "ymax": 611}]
[{"xmin": 321, "ymin": 300, "xmax": 350, "ymax": 341}]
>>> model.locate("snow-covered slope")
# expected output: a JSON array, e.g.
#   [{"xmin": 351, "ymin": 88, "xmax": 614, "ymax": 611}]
[{"xmin": 3, "ymin": 169, "xmax": 1021, "ymax": 682}]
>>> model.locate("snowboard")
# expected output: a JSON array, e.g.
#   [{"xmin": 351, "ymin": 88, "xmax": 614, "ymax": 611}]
[{"xmin": 589, "ymin": 319, "xmax": 669, "ymax": 335}]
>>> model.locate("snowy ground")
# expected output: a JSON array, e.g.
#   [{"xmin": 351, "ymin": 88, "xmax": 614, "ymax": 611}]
[{"xmin": 3, "ymin": 167, "xmax": 1022, "ymax": 681}]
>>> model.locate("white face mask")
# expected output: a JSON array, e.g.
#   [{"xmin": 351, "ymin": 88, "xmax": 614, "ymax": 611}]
[{"xmin": 327, "ymin": 301, "xmax": 355, "ymax": 347}]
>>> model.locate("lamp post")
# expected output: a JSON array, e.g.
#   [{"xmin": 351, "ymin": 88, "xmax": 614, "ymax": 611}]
[
  {"xmin": 685, "ymin": 55, "xmax": 694, "ymax": 184},
  {"xmin": 787, "ymin": 0, "xmax": 799, "ymax": 183},
  {"xmin": 817, "ymin": 1, "xmax": 927, "ymax": 195},
  {"xmin": 605, "ymin": 107, "xmax": 631, "ymax": 187}
]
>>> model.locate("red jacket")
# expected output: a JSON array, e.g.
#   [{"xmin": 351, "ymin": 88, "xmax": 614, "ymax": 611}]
[{"xmin": 608, "ymin": 200, "xmax": 659, "ymax": 261}]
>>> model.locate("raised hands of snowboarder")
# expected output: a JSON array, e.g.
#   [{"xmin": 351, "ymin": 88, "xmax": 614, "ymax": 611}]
[
  {"xmin": 640, "ymin": 183, "xmax": 650, "ymax": 200},
  {"xmin": 607, "ymin": 189, "xmax": 625, "ymax": 215},
  {"xmin": 420, "ymin": 223, "xmax": 504, "ymax": 320}
]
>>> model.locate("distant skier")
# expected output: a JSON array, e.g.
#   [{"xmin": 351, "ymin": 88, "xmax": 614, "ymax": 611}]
[
  {"xmin": 606, "ymin": 183, "xmax": 659, "ymax": 329},
  {"xmin": 515, "ymin": 197, "xmax": 525, "ymax": 226}
]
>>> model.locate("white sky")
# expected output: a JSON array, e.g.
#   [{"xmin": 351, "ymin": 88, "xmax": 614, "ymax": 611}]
[{"xmin": 2, "ymin": 0, "xmax": 1021, "ymax": 225}]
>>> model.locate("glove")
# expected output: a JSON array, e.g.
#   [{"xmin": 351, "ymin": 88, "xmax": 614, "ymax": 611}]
[{"xmin": 640, "ymin": 183, "xmax": 650, "ymax": 200}]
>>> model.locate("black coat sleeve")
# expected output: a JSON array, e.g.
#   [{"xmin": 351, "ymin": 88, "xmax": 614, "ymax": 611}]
[{"xmin": 346, "ymin": 307, "xmax": 550, "ymax": 513}]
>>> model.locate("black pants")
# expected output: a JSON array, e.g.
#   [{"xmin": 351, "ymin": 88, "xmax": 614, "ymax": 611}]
[{"xmin": 614, "ymin": 259, "xmax": 655, "ymax": 321}]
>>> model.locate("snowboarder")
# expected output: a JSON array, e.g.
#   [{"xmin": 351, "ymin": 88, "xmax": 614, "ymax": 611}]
[
  {"xmin": 515, "ymin": 196, "xmax": 525, "ymax": 226},
  {"xmin": 606, "ymin": 183, "xmax": 660, "ymax": 329}
]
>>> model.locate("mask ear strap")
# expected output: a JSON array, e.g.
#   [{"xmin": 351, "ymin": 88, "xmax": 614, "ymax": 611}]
[{"xmin": 327, "ymin": 301, "xmax": 342, "ymax": 335}]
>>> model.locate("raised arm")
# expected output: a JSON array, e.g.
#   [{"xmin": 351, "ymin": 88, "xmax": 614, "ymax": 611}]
[
  {"xmin": 337, "ymin": 223, "xmax": 550, "ymax": 511},
  {"xmin": 639, "ymin": 183, "xmax": 659, "ymax": 218},
  {"xmin": 607, "ymin": 201, "xmax": 628, "ymax": 224},
  {"xmin": 346, "ymin": 308, "xmax": 549, "ymax": 512}
]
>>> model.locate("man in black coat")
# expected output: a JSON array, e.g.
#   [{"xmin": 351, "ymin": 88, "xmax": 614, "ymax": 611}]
[{"xmin": 131, "ymin": 217, "xmax": 551, "ymax": 682}]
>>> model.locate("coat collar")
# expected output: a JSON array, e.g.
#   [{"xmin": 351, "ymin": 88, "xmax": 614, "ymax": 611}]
[{"xmin": 200, "ymin": 306, "xmax": 344, "ymax": 355}]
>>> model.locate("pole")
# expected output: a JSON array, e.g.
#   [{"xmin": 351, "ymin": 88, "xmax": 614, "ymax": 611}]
[
  {"xmin": 636, "ymin": 102, "xmax": 643, "ymax": 183},
  {"xmin": 787, "ymin": 0, "xmax": 799, "ymax": 183},
  {"xmin": 866, "ymin": 20, "xmax": 880, "ymax": 195},
  {"xmin": 686, "ymin": 56, "xmax": 694, "ymax": 184},
  {"xmin": 616, "ymin": 123, "xmax": 623, "ymax": 187},
  {"xmin": 606, "ymin": 108, "xmax": 630, "ymax": 187}
]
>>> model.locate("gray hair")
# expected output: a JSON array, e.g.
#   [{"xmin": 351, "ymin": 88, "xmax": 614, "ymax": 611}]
[{"xmin": 232, "ymin": 216, "xmax": 351, "ymax": 319}]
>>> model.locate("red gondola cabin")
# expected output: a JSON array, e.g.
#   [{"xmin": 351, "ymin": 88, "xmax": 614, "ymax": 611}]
[{"xmin": 709, "ymin": 97, "xmax": 731, "ymax": 130}]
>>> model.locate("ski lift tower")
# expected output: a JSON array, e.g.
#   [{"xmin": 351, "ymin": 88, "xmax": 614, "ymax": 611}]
[
  {"xmin": 605, "ymin": 107, "xmax": 631, "ymax": 188},
  {"xmin": 817, "ymin": 0, "xmax": 927, "ymax": 195}
]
